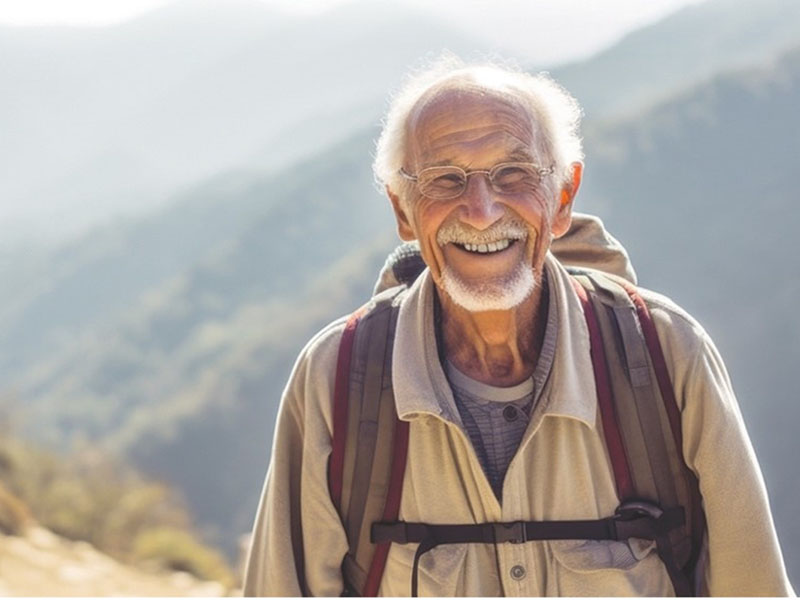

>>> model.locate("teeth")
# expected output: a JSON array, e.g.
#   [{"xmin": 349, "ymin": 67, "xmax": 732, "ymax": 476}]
[{"xmin": 459, "ymin": 238, "xmax": 514, "ymax": 254}]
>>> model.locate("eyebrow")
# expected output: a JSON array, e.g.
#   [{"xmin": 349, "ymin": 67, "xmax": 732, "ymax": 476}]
[{"xmin": 506, "ymin": 147, "xmax": 536, "ymax": 162}]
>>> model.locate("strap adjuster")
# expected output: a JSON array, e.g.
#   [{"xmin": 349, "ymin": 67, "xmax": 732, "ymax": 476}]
[
  {"xmin": 612, "ymin": 501, "xmax": 685, "ymax": 540},
  {"xmin": 615, "ymin": 500, "xmax": 663, "ymax": 521},
  {"xmin": 494, "ymin": 521, "xmax": 527, "ymax": 544}
]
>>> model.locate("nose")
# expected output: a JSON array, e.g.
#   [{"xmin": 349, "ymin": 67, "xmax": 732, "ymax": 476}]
[{"xmin": 458, "ymin": 172, "xmax": 505, "ymax": 230}]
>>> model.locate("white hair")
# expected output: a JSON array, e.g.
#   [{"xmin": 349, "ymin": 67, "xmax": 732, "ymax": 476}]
[{"xmin": 373, "ymin": 53, "xmax": 584, "ymax": 204}]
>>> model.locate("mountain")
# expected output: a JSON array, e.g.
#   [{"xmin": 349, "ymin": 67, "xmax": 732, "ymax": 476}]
[
  {"xmin": 553, "ymin": 0, "xmax": 800, "ymax": 120},
  {"xmin": 0, "ymin": 0, "xmax": 498, "ymax": 374},
  {"xmin": 0, "ymin": 0, "xmax": 286, "ymax": 234},
  {"xmin": 0, "ymin": 0, "xmax": 500, "ymax": 382},
  {"xmin": 0, "ymin": 0, "xmax": 498, "ymax": 241},
  {"xmin": 10, "ymin": 129, "xmax": 396, "ymax": 552}
]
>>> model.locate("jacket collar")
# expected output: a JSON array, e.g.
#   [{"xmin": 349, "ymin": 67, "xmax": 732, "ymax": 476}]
[{"xmin": 392, "ymin": 253, "xmax": 597, "ymax": 429}]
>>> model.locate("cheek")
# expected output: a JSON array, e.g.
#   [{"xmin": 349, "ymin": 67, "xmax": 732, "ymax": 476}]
[
  {"xmin": 414, "ymin": 198, "xmax": 452, "ymax": 238},
  {"xmin": 503, "ymin": 192, "xmax": 558, "ymax": 267},
  {"xmin": 412, "ymin": 198, "xmax": 453, "ymax": 278},
  {"xmin": 504, "ymin": 190, "xmax": 557, "ymax": 232}
]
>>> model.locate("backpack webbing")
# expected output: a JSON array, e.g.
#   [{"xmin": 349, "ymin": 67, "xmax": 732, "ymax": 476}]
[
  {"xmin": 571, "ymin": 272, "xmax": 699, "ymax": 595},
  {"xmin": 616, "ymin": 277, "xmax": 706, "ymax": 580},
  {"xmin": 329, "ymin": 272, "xmax": 703, "ymax": 596},
  {"xmin": 329, "ymin": 288, "xmax": 409, "ymax": 596},
  {"xmin": 569, "ymin": 278, "xmax": 635, "ymax": 500}
]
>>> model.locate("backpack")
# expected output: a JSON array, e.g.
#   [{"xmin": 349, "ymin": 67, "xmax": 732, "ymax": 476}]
[{"xmin": 328, "ymin": 244, "xmax": 705, "ymax": 597}]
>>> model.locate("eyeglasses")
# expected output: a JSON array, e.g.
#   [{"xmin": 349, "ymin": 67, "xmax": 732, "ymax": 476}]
[{"xmin": 399, "ymin": 162, "xmax": 555, "ymax": 200}]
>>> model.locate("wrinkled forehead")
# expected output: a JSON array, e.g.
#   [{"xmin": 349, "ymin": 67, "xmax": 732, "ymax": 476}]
[{"xmin": 405, "ymin": 83, "xmax": 539, "ymax": 166}]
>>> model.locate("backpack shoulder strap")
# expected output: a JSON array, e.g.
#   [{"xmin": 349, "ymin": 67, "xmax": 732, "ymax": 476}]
[
  {"xmin": 329, "ymin": 286, "xmax": 409, "ymax": 596},
  {"xmin": 570, "ymin": 269, "xmax": 704, "ymax": 595}
]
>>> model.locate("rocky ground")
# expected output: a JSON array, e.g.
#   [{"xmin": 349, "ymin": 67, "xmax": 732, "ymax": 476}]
[{"xmin": 0, "ymin": 526, "xmax": 234, "ymax": 596}]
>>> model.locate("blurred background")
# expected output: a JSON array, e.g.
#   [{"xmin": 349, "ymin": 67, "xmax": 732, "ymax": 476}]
[{"xmin": 0, "ymin": 0, "xmax": 798, "ymax": 594}]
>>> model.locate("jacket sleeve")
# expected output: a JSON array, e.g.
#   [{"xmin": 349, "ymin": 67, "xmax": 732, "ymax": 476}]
[
  {"xmin": 243, "ymin": 325, "xmax": 349, "ymax": 596},
  {"xmin": 677, "ymin": 328, "xmax": 795, "ymax": 596}
]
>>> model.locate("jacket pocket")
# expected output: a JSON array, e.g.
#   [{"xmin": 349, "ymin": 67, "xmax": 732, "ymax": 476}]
[
  {"xmin": 549, "ymin": 539, "xmax": 674, "ymax": 596},
  {"xmin": 551, "ymin": 538, "xmax": 656, "ymax": 572},
  {"xmin": 387, "ymin": 542, "xmax": 468, "ymax": 596}
]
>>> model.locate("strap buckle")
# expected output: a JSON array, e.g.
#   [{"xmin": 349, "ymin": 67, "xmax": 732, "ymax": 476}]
[
  {"xmin": 494, "ymin": 521, "xmax": 527, "ymax": 544},
  {"xmin": 613, "ymin": 501, "xmax": 685, "ymax": 540},
  {"xmin": 615, "ymin": 500, "xmax": 664, "ymax": 521}
]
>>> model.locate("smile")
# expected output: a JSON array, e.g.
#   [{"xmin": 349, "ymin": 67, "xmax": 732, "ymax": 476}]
[{"xmin": 452, "ymin": 238, "xmax": 518, "ymax": 255}]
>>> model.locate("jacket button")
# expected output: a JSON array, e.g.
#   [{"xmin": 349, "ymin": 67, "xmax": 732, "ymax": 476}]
[
  {"xmin": 510, "ymin": 564, "xmax": 526, "ymax": 580},
  {"xmin": 503, "ymin": 405, "xmax": 518, "ymax": 422}
]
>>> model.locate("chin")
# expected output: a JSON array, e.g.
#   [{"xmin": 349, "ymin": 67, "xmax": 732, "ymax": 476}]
[{"xmin": 439, "ymin": 264, "xmax": 537, "ymax": 312}]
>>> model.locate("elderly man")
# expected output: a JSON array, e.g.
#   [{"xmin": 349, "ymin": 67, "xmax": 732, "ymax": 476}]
[{"xmin": 243, "ymin": 59, "xmax": 792, "ymax": 596}]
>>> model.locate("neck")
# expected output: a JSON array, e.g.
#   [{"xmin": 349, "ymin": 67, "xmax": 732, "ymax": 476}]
[{"xmin": 439, "ymin": 273, "xmax": 548, "ymax": 387}]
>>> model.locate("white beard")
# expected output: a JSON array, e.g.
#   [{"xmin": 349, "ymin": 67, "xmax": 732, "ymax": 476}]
[
  {"xmin": 436, "ymin": 214, "xmax": 538, "ymax": 312},
  {"xmin": 439, "ymin": 261, "xmax": 537, "ymax": 312}
]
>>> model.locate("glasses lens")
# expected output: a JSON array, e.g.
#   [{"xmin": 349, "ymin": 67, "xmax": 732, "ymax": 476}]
[
  {"xmin": 490, "ymin": 163, "xmax": 541, "ymax": 194},
  {"xmin": 417, "ymin": 166, "xmax": 466, "ymax": 199}
]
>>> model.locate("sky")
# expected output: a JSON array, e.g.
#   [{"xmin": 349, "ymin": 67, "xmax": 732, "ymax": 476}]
[
  {"xmin": 0, "ymin": 0, "xmax": 705, "ymax": 65},
  {"xmin": 0, "ymin": 0, "xmax": 703, "ymax": 24}
]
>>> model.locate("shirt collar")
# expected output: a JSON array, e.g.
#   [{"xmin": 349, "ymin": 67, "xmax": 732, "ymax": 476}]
[{"xmin": 392, "ymin": 253, "xmax": 597, "ymax": 429}]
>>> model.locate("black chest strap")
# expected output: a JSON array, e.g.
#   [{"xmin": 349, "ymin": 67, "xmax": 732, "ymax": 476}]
[{"xmin": 372, "ymin": 502, "xmax": 687, "ymax": 596}]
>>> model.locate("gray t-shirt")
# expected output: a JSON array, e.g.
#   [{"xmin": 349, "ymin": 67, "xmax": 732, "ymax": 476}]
[{"xmin": 445, "ymin": 278, "xmax": 558, "ymax": 502}]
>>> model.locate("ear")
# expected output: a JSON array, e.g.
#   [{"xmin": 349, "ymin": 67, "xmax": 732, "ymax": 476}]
[
  {"xmin": 552, "ymin": 161, "xmax": 583, "ymax": 238},
  {"xmin": 387, "ymin": 185, "xmax": 417, "ymax": 241}
]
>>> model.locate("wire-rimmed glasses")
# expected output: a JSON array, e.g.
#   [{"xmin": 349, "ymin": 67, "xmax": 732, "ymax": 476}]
[{"xmin": 399, "ymin": 162, "xmax": 555, "ymax": 200}]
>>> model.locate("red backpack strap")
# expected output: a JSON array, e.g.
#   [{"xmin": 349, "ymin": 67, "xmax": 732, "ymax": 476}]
[
  {"xmin": 330, "ymin": 305, "xmax": 368, "ymax": 510},
  {"xmin": 618, "ymin": 282, "xmax": 684, "ymax": 465},
  {"xmin": 616, "ymin": 279, "xmax": 707, "ymax": 577},
  {"xmin": 570, "ymin": 278, "xmax": 635, "ymax": 500},
  {"xmin": 329, "ymin": 289, "xmax": 409, "ymax": 596},
  {"xmin": 362, "ymin": 417, "xmax": 409, "ymax": 596},
  {"xmin": 572, "ymin": 271, "xmax": 703, "ymax": 596}
]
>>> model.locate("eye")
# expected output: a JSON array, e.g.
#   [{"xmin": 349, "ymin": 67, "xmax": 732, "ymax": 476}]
[
  {"xmin": 430, "ymin": 172, "xmax": 465, "ymax": 189},
  {"xmin": 492, "ymin": 164, "xmax": 538, "ymax": 192},
  {"xmin": 418, "ymin": 168, "xmax": 467, "ymax": 198}
]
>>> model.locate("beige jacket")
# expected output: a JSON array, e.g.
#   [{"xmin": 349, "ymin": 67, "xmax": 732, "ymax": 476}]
[{"xmin": 244, "ymin": 216, "xmax": 793, "ymax": 596}]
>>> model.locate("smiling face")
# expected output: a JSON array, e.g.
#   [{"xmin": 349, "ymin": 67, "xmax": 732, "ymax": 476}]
[{"xmin": 389, "ymin": 85, "xmax": 576, "ymax": 312}]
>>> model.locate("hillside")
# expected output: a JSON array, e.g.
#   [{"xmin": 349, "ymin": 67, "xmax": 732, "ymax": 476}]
[
  {"xmin": 0, "ymin": 432, "xmax": 237, "ymax": 594},
  {"xmin": 0, "ymin": 0, "xmax": 499, "ymax": 377},
  {"xmin": 12, "ymin": 128, "xmax": 391, "ymax": 440},
  {"xmin": 9, "ymin": 127, "xmax": 396, "ymax": 549},
  {"xmin": 553, "ymin": 0, "xmax": 800, "ymax": 120},
  {"xmin": 0, "ymin": 527, "xmax": 227, "ymax": 596}
]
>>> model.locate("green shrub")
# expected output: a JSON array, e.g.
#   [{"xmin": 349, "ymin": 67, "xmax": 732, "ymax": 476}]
[
  {"xmin": 0, "ymin": 482, "xmax": 32, "ymax": 535},
  {"xmin": 133, "ymin": 526, "xmax": 234, "ymax": 587},
  {"xmin": 0, "ymin": 434, "xmax": 234, "ymax": 590},
  {"xmin": 37, "ymin": 477, "xmax": 96, "ymax": 541}
]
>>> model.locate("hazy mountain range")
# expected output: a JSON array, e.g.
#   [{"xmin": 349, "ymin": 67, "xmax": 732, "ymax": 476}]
[
  {"xmin": 1, "ymin": 0, "xmax": 798, "ymax": 584},
  {"xmin": 0, "ymin": 0, "xmax": 495, "ymax": 242}
]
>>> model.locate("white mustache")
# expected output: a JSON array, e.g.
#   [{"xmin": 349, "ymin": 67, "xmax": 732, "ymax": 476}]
[{"xmin": 436, "ymin": 217, "xmax": 528, "ymax": 247}]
